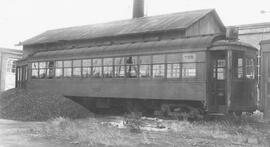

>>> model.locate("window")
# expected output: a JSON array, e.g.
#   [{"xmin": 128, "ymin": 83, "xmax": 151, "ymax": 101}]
[
  {"xmin": 114, "ymin": 57, "xmax": 125, "ymax": 78},
  {"xmin": 47, "ymin": 61, "xmax": 54, "ymax": 79},
  {"xmin": 246, "ymin": 58, "xmax": 255, "ymax": 79},
  {"xmin": 82, "ymin": 59, "xmax": 91, "ymax": 78},
  {"xmin": 139, "ymin": 56, "xmax": 151, "ymax": 78},
  {"xmin": 237, "ymin": 58, "xmax": 243, "ymax": 78},
  {"xmin": 126, "ymin": 56, "xmax": 138, "ymax": 78},
  {"xmin": 103, "ymin": 58, "xmax": 113, "ymax": 78},
  {"xmin": 55, "ymin": 61, "xmax": 63, "ymax": 78},
  {"xmin": 73, "ymin": 60, "xmax": 81, "ymax": 77},
  {"xmin": 39, "ymin": 62, "xmax": 47, "ymax": 79},
  {"xmin": 92, "ymin": 59, "xmax": 102, "ymax": 78},
  {"xmin": 7, "ymin": 59, "xmax": 16, "ymax": 73},
  {"xmin": 63, "ymin": 61, "xmax": 72, "ymax": 78},
  {"xmin": 167, "ymin": 54, "xmax": 181, "ymax": 78},
  {"xmin": 31, "ymin": 62, "xmax": 39, "ymax": 79},
  {"xmin": 213, "ymin": 59, "xmax": 225, "ymax": 80},
  {"xmin": 152, "ymin": 55, "xmax": 165, "ymax": 78},
  {"xmin": 182, "ymin": 63, "xmax": 196, "ymax": 78}
]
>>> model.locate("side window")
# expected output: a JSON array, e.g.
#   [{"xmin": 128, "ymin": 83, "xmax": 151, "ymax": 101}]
[
  {"xmin": 167, "ymin": 54, "xmax": 181, "ymax": 78},
  {"xmin": 246, "ymin": 58, "xmax": 255, "ymax": 79},
  {"xmin": 92, "ymin": 59, "xmax": 102, "ymax": 78},
  {"xmin": 182, "ymin": 63, "xmax": 196, "ymax": 78},
  {"xmin": 31, "ymin": 62, "xmax": 39, "ymax": 79},
  {"xmin": 47, "ymin": 61, "xmax": 55, "ymax": 79},
  {"xmin": 139, "ymin": 56, "xmax": 151, "ymax": 78},
  {"xmin": 114, "ymin": 57, "xmax": 125, "ymax": 78},
  {"xmin": 126, "ymin": 56, "xmax": 138, "ymax": 78},
  {"xmin": 152, "ymin": 55, "xmax": 165, "ymax": 78},
  {"xmin": 103, "ymin": 58, "xmax": 113, "ymax": 78},
  {"xmin": 82, "ymin": 59, "xmax": 91, "ymax": 78},
  {"xmin": 182, "ymin": 53, "xmax": 197, "ymax": 79},
  {"xmin": 55, "ymin": 61, "xmax": 63, "ymax": 78},
  {"xmin": 63, "ymin": 60, "xmax": 72, "ymax": 78},
  {"xmin": 73, "ymin": 60, "xmax": 82, "ymax": 78}
]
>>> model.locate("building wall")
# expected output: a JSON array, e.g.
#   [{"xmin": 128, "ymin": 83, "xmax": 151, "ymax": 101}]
[
  {"xmin": 186, "ymin": 13, "xmax": 224, "ymax": 37},
  {"xmin": 238, "ymin": 32, "xmax": 270, "ymax": 49},
  {"xmin": 234, "ymin": 23, "xmax": 270, "ymax": 49},
  {"xmin": 260, "ymin": 43, "xmax": 270, "ymax": 119},
  {"xmin": 0, "ymin": 49, "xmax": 22, "ymax": 91}
]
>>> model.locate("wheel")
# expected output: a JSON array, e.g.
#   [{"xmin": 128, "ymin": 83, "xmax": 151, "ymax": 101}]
[{"xmin": 235, "ymin": 111, "xmax": 242, "ymax": 117}]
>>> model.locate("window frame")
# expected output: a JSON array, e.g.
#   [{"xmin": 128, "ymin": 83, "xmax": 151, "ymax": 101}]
[
  {"xmin": 82, "ymin": 59, "xmax": 92, "ymax": 78},
  {"xmin": 92, "ymin": 58, "xmax": 102, "ymax": 78},
  {"xmin": 246, "ymin": 57, "xmax": 255, "ymax": 80},
  {"xmin": 31, "ymin": 62, "xmax": 39, "ymax": 79},
  {"xmin": 72, "ymin": 60, "xmax": 82, "ymax": 78}
]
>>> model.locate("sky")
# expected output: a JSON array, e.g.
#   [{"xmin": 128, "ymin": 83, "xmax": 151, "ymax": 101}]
[{"xmin": 1, "ymin": 0, "xmax": 270, "ymax": 49}]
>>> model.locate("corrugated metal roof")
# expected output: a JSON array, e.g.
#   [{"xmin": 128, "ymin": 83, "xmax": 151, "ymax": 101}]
[
  {"xmin": 30, "ymin": 36, "xmax": 217, "ymax": 60},
  {"xmin": 22, "ymin": 9, "xmax": 216, "ymax": 46}
]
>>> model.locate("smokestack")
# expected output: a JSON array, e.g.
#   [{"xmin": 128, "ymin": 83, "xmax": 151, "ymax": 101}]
[{"xmin": 133, "ymin": 0, "xmax": 144, "ymax": 18}]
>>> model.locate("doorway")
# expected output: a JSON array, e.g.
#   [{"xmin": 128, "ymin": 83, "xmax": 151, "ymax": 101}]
[{"xmin": 209, "ymin": 51, "xmax": 227, "ymax": 113}]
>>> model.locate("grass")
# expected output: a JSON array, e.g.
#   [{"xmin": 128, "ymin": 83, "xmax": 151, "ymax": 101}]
[
  {"xmin": 1, "ymin": 89, "xmax": 269, "ymax": 146},
  {"xmin": 30, "ymin": 112, "xmax": 270, "ymax": 147}
]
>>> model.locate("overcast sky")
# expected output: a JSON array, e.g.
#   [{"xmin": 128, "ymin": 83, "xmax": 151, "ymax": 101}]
[{"xmin": 1, "ymin": 0, "xmax": 270, "ymax": 49}]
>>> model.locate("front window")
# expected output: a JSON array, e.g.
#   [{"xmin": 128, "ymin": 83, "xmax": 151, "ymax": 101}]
[
  {"xmin": 213, "ymin": 59, "xmax": 225, "ymax": 80},
  {"xmin": 246, "ymin": 58, "xmax": 255, "ymax": 79},
  {"xmin": 236, "ymin": 58, "xmax": 243, "ymax": 78}
]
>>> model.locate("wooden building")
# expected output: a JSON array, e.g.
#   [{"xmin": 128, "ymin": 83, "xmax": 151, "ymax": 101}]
[{"xmin": 0, "ymin": 47, "xmax": 22, "ymax": 92}]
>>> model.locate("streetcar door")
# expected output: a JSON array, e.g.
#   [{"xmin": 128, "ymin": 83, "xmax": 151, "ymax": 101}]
[{"xmin": 209, "ymin": 51, "xmax": 227, "ymax": 113}]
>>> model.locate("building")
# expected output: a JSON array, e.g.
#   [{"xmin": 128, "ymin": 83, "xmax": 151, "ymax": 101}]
[
  {"xmin": 260, "ymin": 39, "xmax": 270, "ymax": 119},
  {"xmin": 234, "ymin": 22, "xmax": 270, "ymax": 49},
  {"xmin": 0, "ymin": 47, "xmax": 22, "ymax": 92}
]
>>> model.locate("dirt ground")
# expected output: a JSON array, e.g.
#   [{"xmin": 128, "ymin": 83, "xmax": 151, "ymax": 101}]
[
  {"xmin": 0, "ymin": 117, "xmax": 269, "ymax": 147},
  {"xmin": 0, "ymin": 119, "xmax": 76, "ymax": 147}
]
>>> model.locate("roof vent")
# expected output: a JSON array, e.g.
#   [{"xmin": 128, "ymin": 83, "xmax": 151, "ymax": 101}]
[{"xmin": 133, "ymin": 0, "xmax": 144, "ymax": 18}]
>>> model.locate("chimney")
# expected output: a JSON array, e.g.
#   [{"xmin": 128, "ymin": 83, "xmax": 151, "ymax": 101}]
[{"xmin": 133, "ymin": 0, "xmax": 144, "ymax": 18}]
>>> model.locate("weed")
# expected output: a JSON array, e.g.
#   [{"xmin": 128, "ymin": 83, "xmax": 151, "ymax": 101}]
[{"xmin": 124, "ymin": 112, "xmax": 143, "ymax": 133}]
